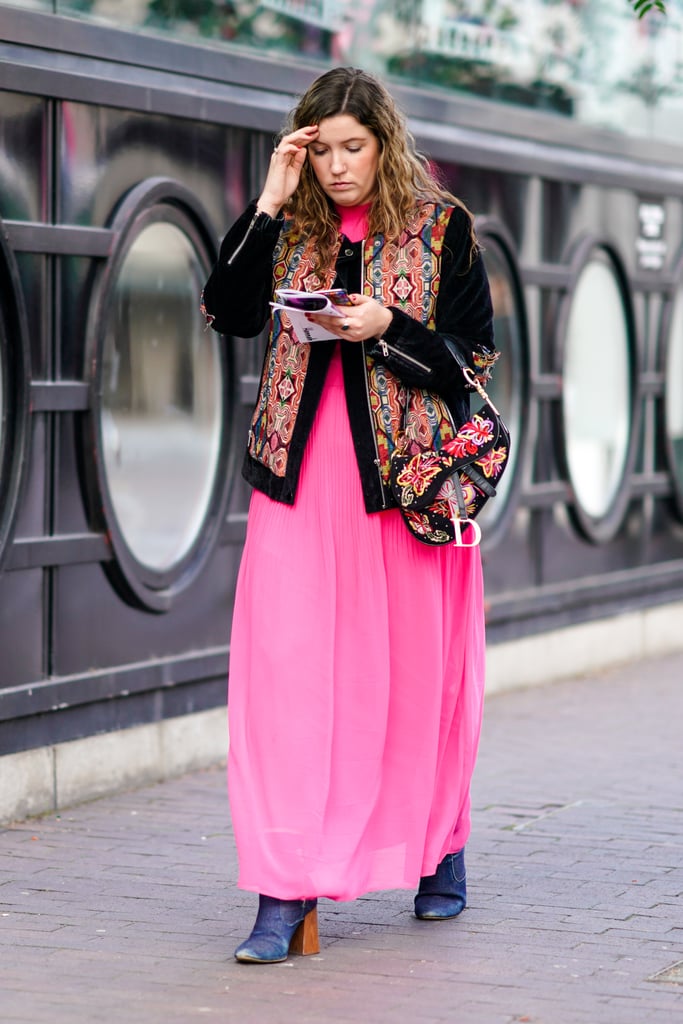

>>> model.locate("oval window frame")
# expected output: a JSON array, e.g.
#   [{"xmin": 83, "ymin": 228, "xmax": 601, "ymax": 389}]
[
  {"xmin": 0, "ymin": 220, "xmax": 31, "ymax": 573},
  {"xmin": 82, "ymin": 178, "xmax": 234, "ymax": 612},
  {"xmin": 660, "ymin": 248, "xmax": 683, "ymax": 522},
  {"xmin": 554, "ymin": 237, "xmax": 638, "ymax": 544},
  {"xmin": 474, "ymin": 218, "xmax": 529, "ymax": 549}
]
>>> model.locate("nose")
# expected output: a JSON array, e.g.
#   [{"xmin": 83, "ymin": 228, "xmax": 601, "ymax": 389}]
[{"xmin": 330, "ymin": 149, "xmax": 346, "ymax": 175}]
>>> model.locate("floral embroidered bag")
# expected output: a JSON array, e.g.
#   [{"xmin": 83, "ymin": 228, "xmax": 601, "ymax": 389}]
[{"xmin": 389, "ymin": 364, "xmax": 510, "ymax": 547}]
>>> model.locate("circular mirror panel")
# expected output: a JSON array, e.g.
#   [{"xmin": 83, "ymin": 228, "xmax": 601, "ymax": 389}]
[
  {"xmin": 0, "ymin": 313, "xmax": 4, "ymax": 463},
  {"xmin": 479, "ymin": 237, "xmax": 525, "ymax": 523},
  {"xmin": 562, "ymin": 253, "xmax": 631, "ymax": 520},
  {"xmin": 0, "ymin": 230, "xmax": 31, "ymax": 572},
  {"xmin": 0, "ymin": 304, "xmax": 6, "ymax": 545},
  {"xmin": 101, "ymin": 221, "xmax": 222, "ymax": 572},
  {"xmin": 665, "ymin": 283, "xmax": 683, "ymax": 513}
]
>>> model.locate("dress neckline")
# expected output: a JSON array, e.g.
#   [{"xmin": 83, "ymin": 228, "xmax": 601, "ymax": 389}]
[{"xmin": 335, "ymin": 201, "xmax": 372, "ymax": 244}]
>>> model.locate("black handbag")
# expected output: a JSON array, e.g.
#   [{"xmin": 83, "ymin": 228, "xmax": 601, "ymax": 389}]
[{"xmin": 389, "ymin": 362, "xmax": 510, "ymax": 547}]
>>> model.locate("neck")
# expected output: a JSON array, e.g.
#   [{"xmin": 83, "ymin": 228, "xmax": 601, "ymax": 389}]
[{"xmin": 335, "ymin": 201, "xmax": 372, "ymax": 243}]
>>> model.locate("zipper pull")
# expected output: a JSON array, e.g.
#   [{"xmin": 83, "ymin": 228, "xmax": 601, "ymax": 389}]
[
  {"xmin": 379, "ymin": 338, "xmax": 389, "ymax": 358},
  {"xmin": 226, "ymin": 211, "xmax": 260, "ymax": 267}
]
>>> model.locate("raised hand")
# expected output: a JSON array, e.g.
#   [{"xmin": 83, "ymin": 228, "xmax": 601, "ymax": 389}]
[{"xmin": 256, "ymin": 126, "xmax": 320, "ymax": 218}]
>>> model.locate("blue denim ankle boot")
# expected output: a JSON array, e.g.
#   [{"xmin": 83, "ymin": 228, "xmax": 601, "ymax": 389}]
[
  {"xmin": 414, "ymin": 849, "xmax": 467, "ymax": 920},
  {"xmin": 234, "ymin": 895, "xmax": 319, "ymax": 963}
]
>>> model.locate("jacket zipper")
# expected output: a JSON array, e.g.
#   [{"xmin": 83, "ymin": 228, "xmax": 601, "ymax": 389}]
[
  {"xmin": 226, "ymin": 211, "xmax": 260, "ymax": 267},
  {"xmin": 362, "ymin": 341, "xmax": 388, "ymax": 509},
  {"xmin": 378, "ymin": 338, "xmax": 431, "ymax": 374}
]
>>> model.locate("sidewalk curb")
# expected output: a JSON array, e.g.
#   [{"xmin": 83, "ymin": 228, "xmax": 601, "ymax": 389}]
[{"xmin": 2, "ymin": 598, "xmax": 683, "ymax": 825}]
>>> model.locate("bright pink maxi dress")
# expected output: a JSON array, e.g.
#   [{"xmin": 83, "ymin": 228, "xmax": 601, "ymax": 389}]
[{"xmin": 227, "ymin": 207, "xmax": 487, "ymax": 903}]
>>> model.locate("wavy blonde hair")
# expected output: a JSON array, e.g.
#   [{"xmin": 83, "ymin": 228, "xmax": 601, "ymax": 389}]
[{"xmin": 280, "ymin": 67, "xmax": 477, "ymax": 272}]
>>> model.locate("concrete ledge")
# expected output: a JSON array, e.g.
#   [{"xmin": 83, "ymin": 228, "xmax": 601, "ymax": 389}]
[
  {"xmin": 3, "ymin": 599, "xmax": 683, "ymax": 825},
  {"xmin": 0, "ymin": 746, "xmax": 55, "ymax": 823},
  {"xmin": 0, "ymin": 706, "xmax": 228, "ymax": 826},
  {"xmin": 486, "ymin": 599, "xmax": 683, "ymax": 693}
]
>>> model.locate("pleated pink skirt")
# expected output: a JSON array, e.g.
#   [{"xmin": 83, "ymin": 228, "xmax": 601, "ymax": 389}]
[{"xmin": 227, "ymin": 348, "xmax": 486, "ymax": 901}]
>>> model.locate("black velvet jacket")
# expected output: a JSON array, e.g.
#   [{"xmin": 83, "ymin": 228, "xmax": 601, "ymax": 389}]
[{"xmin": 202, "ymin": 203, "xmax": 497, "ymax": 512}]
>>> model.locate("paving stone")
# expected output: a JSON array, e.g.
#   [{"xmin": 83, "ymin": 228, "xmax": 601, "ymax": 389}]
[{"xmin": 2, "ymin": 651, "xmax": 683, "ymax": 1023}]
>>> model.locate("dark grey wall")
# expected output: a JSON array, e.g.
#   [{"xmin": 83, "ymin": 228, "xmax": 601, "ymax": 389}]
[{"xmin": 1, "ymin": 7, "xmax": 683, "ymax": 756}]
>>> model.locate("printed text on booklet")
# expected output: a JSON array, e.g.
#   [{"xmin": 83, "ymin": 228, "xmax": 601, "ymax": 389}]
[{"xmin": 270, "ymin": 288, "xmax": 353, "ymax": 343}]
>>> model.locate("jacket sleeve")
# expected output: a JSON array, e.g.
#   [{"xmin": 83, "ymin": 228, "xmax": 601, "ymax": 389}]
[
  {"xmin": 201, "ymin": 203, "xmax": 283, "ymax": 337},
  {"xmin": 369, "ymin": 205, "xmax": 497, "ymax": 395}
]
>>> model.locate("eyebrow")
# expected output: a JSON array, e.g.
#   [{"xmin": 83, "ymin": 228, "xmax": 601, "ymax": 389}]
[{"xmin": 313, "ymin": 136, "xmax": 367, "ymax": 146}]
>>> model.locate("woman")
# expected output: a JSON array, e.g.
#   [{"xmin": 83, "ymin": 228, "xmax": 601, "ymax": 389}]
[{"xmin": 202, "ymin": 67, "xmax": 498, "ymax": 964}]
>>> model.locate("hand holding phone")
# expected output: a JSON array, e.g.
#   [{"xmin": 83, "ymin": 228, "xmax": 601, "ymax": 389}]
[{"xmin": 274, "ymin": 288, "xmax": 352, "ymax": 314}]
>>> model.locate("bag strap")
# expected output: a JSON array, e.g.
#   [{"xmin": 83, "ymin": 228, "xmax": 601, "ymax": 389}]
[
  {"xmin": 443, "ymin": 337, "xmax": 501, "ymax": 413},
  {"xmin": 399, "ymin": 339, "xmax": 501, "ymax": 440}
]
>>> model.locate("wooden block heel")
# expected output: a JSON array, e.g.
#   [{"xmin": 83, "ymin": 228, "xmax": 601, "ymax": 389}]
[
  {"xmin": 234, "ymin": 896, "xmax": 319, "ymax": 963},
  {"xmin": 289, "ymin": 906, "xmax": 319, "ymax": 955}
]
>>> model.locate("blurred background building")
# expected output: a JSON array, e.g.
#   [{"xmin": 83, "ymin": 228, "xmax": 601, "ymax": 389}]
[{"xmin": 1, "ymin": 0, "xmax": 683, "ymax": 820}]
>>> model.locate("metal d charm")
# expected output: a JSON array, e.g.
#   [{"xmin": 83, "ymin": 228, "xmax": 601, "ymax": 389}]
[{"xmin": 451, "ymin": 516, "xmax": 482, "ymax": 547}]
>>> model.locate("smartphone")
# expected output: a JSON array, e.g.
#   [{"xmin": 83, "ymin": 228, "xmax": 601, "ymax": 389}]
[
  {"xmin": 282, "ymin": 294, "xmax": 330, "ymax": 311},
  {"xmin": 320, "ymin": 289, "xmax": 354, "ymax": 307},
  {"xmin": 275, "ymin": 288, "xmax": 352, "ymax": 313}
]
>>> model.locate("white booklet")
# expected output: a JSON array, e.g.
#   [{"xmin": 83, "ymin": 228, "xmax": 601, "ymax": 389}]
[{"xmin": 270, "ymin": 288, "xmax": 353, "ymax": 343}]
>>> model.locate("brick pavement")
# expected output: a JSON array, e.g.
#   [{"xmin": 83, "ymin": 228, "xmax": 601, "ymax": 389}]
[{"xmin": 1, "ymin": 651, "xmax": 683, "ymax": 1024}]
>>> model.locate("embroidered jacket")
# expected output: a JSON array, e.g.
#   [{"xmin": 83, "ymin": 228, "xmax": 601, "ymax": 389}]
[{"xmin": 202, "ymin": 201, "xmax": 497, "ymax": 512}]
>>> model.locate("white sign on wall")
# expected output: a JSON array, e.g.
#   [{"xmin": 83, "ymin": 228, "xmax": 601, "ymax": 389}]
[{"xmin": 636, "ymin": 201, "xmax": 667, "ymax": 271}]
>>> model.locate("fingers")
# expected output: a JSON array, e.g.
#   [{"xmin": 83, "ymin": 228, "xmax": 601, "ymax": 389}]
[
  {"xmin": 315, "ymin": 298, "xmax": 391, "ymax": 342},
  {"xmin": 307, "ymin": 313, "xmax": 361, "ymax": 341},
  {"xmin": 260, "ymin": 127, "xmax": 318, "ymax": 211},
  {"xmin": 336, "ymin": 316, "xmax": 358, "ymax": 341},
  {"xmin": 273, "ymin": 125, "xmax": 318, "ymax": 161},
  {"xmin": 270, "ymin": 143, "xmax": 306, "ymax": 168}
]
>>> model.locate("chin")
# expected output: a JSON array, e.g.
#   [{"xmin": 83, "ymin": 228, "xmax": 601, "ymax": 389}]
[{"xmin": 327, "ymin": 194, "xmax": 355, "ymax": 205}]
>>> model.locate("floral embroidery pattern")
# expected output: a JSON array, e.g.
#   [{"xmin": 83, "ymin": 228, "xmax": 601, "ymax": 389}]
[
  {"xmin": 393, "ymin": 408, "xmax": 501, "ymax": 509},
  {"xmin": 443, "ymin": 414, "xmax": 496, "ymax": 458},
  {"xmin": 404, "ymin": 509, "xmax": 451, "ymax": 545},
  {"xmin": 471, "ymin": 348, "xmax": 500, "ymax": 388},
  {"xmin": 478, "ymin": 445, "xmax": 509, "ymax": 479},
  {"xmin": 390, "ymin": 394, "xmax": 510, "ymax": 546},
  {"xmin": 199, "ymin": 290, "xmax": 214, "ymax": 330},
  {"xmin": 394, "ymin": 452, "xmax": 445, "ymax": 499}
]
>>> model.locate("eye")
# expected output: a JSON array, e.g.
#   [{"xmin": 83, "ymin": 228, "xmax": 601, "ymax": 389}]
[
  {"xmin": 346, "ymin": 146, "xmax": 362, "ymax": 153},
  {"xmin": 310, "ymin": 148, "xmax": 327, "ymax": 157}
]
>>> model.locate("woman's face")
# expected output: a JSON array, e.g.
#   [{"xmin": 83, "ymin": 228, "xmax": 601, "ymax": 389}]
[{"xmin": 307, "ymin": 114, "xmax": 380, "ymax": 208}]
